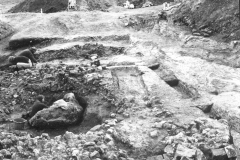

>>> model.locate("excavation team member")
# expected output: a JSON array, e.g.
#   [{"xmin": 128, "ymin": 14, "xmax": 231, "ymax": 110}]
[
  {"xmin": 8, "ymin": 47, "xmax": 38, "ymax": 69},
  {"xmin": 29, "ymin": 95, "xmax": 48, "ymax": 118},
  {"xmin": 19, "ymin": 47, "xmax": 38, "ymax": 65},
  {"xmin": 22, "ymin": 95, "xmax": 48, "ymax": 120},
  {"xmin": 8, "ymin": 55, "xmax": 33, "ymax": 69}
]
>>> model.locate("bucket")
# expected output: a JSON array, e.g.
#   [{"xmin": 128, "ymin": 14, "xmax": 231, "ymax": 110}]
[{"xmin": 13, "ymin": 118, "xmax": 26, "ymax": 130}]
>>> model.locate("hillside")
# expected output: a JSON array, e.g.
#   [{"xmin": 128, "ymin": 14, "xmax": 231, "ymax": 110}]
[
  {"xmin": 171, "ymin": 0, "xmax": 240, "ymax": 42},
  {"xmin": 9, "ymin": 0, "xmax": 68, "ymax": 13}
]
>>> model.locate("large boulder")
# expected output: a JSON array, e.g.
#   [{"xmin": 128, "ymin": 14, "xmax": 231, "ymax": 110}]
[{"xmin": 29, "ymin": 93, "xmax": 83, "ymax": 128}]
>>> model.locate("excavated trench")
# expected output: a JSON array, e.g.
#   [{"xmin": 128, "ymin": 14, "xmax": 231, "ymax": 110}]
[
  {"xmin": 36, "ymin": 42, "xmax": 126, "ymax": 62},
  {"xmin": 1, "ymin": 40, "xmax": 239, "ymax": 160},
  {"xmin": 165, "ymin": 79, "xmax": 199, "ymax": 99},
  {"xmin": 9, "ymin": 37, "xmax": 59, "ymax": 49},
  {"xmin": 1, "ymin": 7, "xmax": 240, "ymax": 159},
  {"xmin": 0, "ymin": 17, "xmax": 204, "ymax": 138},
  {"xmin": 0, "ymin": 43, "xmax": 124, "ymax": 137},
  {"xmin": 8, "ymin": 34, "xmax": 131, "ymax": 50},
  {"xmin": 0, "ymin": 42, "xmax": 144, "ymax": 138},
  {"xmin": 3, "ymin": 67, "xmax": 111, "ymax": 137},
  {"xmin": 154, "ymin": 66, "xmax": 200, "ymax": 99}
]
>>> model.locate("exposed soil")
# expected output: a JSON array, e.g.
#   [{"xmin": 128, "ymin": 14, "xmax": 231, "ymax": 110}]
[
  {"xmin": 171, "ymin": 0, "xmax": 240, "ymax": 42},
  {"xmin": 0, "ymin": 0, "xmax": 240, "ymax": 160}
]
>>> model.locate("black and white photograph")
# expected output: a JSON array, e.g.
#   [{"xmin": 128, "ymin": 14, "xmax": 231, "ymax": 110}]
[{"xmin": 0, "ymin": 0, "xmax": 239, "ymax": 159}]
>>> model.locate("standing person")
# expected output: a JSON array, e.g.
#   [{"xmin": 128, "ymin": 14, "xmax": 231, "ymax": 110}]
[{"xmin": 19, "ymin": 47, "xmax": 38, "ymax": 66}]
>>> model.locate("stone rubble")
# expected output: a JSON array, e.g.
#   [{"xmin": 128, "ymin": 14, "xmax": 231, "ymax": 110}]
[
  {"xmin": 1, "ymin": 55, "xmax": 239, "ymax": 159},
  {"xmin": 0, "ymin": 128, "xmax": 134, "ymax": 160}
]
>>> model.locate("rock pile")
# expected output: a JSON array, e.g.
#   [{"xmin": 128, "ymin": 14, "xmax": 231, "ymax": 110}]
[
  {"xmin": 26, "ymin": 61, "xmax": 105, "ymax": 96},
  {"xmin": 0, "ymin": 128, "xmax": 132, "ymax": 160},
  {"xmin": 147, "ymin": 117, "xmax": 239, "ymax": 160}
]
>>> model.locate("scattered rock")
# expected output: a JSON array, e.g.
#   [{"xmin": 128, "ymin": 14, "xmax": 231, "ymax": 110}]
[
  {"xmin": 164, "ymin": 145, "xmax": 174, "ymax": 156},
  {"xmin": 150, "ymin": 130, "xmax": 158, "ymax": 138},
  {"xmin": 90, "ymin": 125, "xmax": 102, "ymax": 132},
  {"xmin": 110, "ymin": 113, "xmax": 116, "ymax": 118},
  {"xmin": 90, "ymin": 150, "xmax": 100, "ymax": 158},
  {"xmin": 211, "ymin": 148, "xmax": 228, "ymax": 160},
  {"xmin": 148, "ymin": 63, "xmax": 160, "ymax": 70},
  {"xmin": 147, "ymin": 155, "xmax": 164, "ymax": 160},
  {"xmin": 224, "ymin": 145, "xmax": 237, "ymax": 158},
  {"xmin": 193, "ymin": 103, "xmax": 213, "ymax": 113},
  {"xmin": 174, "ymin": 144, "xmax": 196, "ymax": 159}
]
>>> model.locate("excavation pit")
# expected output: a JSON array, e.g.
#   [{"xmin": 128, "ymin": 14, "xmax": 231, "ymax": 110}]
[
  {"xmin": 165, "ymin": 79, "xmax": 199, "ymax": 99},
  {"xmin": 0, "ymin": 61, "xmax": 117, "ymax": 137},
  {"xmin": 36, "ymin": 42, "xmax": 126, "ymax": 63}
]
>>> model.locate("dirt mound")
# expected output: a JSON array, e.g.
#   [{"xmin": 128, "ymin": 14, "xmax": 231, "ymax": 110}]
[
  {"xmin": 171, "ymin": 0, "xmax": 240, "ymax": 42},
  {"xmin": 9, "ymin": 0, "xmax": 68, "ymax": 13}
]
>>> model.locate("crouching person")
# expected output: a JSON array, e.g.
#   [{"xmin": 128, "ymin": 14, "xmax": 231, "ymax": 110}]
[
  {"xmin": 22, "ymin": 95, "xmax": 48, "ymax": 120},
  {"xmin": 8, "ymin": 56, "xmax": 33, "ymax": 70},
  {"xmin": 19, "ymin": 47, "xmax": 38, "ymax": 65}
]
